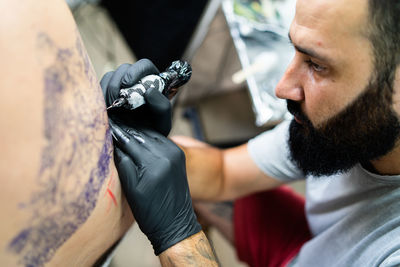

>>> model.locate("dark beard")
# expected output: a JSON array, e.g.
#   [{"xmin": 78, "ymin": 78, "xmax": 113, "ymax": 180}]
[{"xmin": 287, "ymin": 78, "xmax": 400, "ymax": 176}]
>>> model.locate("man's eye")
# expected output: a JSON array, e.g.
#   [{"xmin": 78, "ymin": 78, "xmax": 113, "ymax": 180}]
[{"xmin": 305, "ymin": 59, "xmax": 325, "ymax": 72}]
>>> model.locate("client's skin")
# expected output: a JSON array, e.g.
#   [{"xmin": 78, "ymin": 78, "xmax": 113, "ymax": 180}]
[{"xmin": 0, "ymin": 0, "xmax": 134, "ymax": 266}]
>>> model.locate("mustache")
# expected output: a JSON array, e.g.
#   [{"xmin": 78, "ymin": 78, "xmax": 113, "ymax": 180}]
[{"xmin": 286, "ymin": 100, "xmax": 309, "ymax": 123}]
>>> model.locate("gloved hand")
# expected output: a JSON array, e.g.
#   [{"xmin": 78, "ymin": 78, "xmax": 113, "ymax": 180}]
[
  {"xmin": 112, "ymin": 123, "xmax": 202, "ymax": 255},
  {"xmin": 100, "ymin": 59, "xmax": 172, "ymax": 136}
]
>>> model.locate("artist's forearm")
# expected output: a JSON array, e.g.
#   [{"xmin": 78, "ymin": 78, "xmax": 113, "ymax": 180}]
[
  {"xmin": 180, "ymin": 145, "xmax": 225, "ymax": 201},
  {"xmin": 159, "ymin": 231, "xmax": 219, "ymax": 267}
]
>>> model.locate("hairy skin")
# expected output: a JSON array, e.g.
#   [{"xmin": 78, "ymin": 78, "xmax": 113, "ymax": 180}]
[{"xmin": 159, "ymin": 231, "xmax": 219, "ymax": 267}]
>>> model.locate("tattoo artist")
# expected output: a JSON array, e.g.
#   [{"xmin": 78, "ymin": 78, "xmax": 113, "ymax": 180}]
[{"xmin": 101, "ymin": 59, "xmax": 219, "ymax": 266}]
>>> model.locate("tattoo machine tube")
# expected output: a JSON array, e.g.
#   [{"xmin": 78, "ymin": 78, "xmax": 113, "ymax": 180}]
[{"xmin": 107, "ymin": 60, "xmax": 192, "ymax": 110}]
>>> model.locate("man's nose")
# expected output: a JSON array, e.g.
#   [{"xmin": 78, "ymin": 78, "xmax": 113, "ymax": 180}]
[{"xmin": 275, "ymin": 57, "xmax": 305, "ymax": 102}]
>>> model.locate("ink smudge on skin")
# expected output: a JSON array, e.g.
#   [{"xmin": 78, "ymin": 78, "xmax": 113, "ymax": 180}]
[
  {"xmin": 8, "ymin": 31, "xmax": 112, "ymax": 267},
  {"xmin": 104, "ymin": 170, "xmax": 118, "ymax": 213},
  {"xmin": 107, "ymin": 189, "xmax": 118, "ymax": 207}
]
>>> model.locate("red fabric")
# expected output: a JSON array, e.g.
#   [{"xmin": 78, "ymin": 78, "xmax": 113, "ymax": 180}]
[{"xmin": 234, "ymin": 186, "xmax": 311, "ymax": 267}]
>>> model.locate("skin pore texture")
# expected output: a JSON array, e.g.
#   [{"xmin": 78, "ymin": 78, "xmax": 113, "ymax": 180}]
[
  {"xmin": 275, "ymin": 0, "xmax": 400, "ymax": 176},
  {"xmin": 0, "ymin": 1, "xmax": 133, "ymax": 266}
]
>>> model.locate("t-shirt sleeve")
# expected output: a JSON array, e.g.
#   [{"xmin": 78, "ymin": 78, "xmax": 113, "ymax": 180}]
[{"xmin": 247, "ymin": 120, "xmax": 305, "ymax": 182}]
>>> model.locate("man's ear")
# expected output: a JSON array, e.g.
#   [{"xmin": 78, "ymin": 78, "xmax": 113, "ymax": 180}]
[{"xmin": 393, "ymin": 66, "xmax": 400, "ymax": 115}]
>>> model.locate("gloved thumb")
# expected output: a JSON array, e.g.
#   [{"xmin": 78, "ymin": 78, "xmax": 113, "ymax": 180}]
[
  {"xmin": 144, "ymin": 87, "xmax": 172, "ymax": 136},
  {"xmin": 121, "ymin": 59, "xmax": 160, "ymax": 88},
  {"xmin": 144, "ymin": 86, "xmax": 172, "ymax": 113}
]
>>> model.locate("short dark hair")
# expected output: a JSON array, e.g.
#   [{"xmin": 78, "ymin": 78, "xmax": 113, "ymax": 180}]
[{"xmin": 367, "ymin": 0, "xmax": 400, "ymax": 95}]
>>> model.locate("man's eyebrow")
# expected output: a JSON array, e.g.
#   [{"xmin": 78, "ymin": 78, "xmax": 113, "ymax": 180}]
[{"xmin": 288, "ymin": 32, "xmax": 333, "ymax": 63}]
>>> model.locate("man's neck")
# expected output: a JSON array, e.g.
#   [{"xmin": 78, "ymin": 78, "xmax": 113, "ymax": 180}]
[{"xmin": 370, "ymin": 142, "xmax": 400, "ymax": 176}]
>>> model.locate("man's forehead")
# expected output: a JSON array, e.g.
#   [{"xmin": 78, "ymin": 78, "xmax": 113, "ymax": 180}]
[
  {"xmin": 289, "ymin": 0, "xmax": 374, "ymax": 87},
  {"xmin": 294, "ymin": 0, "xmax": 369, "ymax": 35}
]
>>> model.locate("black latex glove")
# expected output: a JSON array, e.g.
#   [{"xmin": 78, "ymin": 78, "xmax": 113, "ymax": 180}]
[
  {"xmin": 100, "ymin": 59, "xmax": 172, "ymax": 136},
  {"xmin": 112, "ymin": 124, "xmax": 201, "ymax": 255}
]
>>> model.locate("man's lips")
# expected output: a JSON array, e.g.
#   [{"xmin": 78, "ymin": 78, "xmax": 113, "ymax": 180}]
[
  {"xmin": 286, "ymin": 101, "xmax": 307, "ymax": 125},
  {"xmin": 294, "ymin": 115, "xmax": 303, "ymax": 124}
]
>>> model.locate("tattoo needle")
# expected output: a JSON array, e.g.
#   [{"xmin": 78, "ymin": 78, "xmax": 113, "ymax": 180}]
[{"xmin": 107, "ymin": 98, "xmax": 127, "ymax": 110}]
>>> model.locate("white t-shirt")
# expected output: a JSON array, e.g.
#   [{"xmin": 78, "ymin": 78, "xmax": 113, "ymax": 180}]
[{"xmin": 248, "ymin": 120, "xmax": 400, "ymax": 267}]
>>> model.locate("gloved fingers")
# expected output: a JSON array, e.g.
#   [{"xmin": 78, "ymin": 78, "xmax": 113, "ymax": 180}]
[
  {"xmin": 106, "ymin": 63, "xmax": 131, "ymax": 105},
  {"xmin": 121, "ymin": 59, "xmax": 160, "ymax": 88},
  {"xmin": 144, "ymin": 86, "xmax": 172, "ymax": 114},
  {"xmin": 138, "ymin": 127, "xmax": 167, "ymax": 144},
  {"xmin": 100, "ymin": 71, "xmax": 113, "ymax": 98},
  {"xmin": 140, "ymin": 128, "xmax": 184, "ymax": 161},
  {"xmin": 114, "ymin": 147, "xmax": 140, "ymax": 189},
  {"xmin": 112, "ymin": 124, "xmax": 152, "ymax": 167},
  {"xmin": 143, "ymin": 87, "xmax": 172, "ymax": 136}
]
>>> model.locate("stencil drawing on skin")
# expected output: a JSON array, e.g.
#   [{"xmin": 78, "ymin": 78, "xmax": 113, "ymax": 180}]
[{"xmin": 7, "ymin": 31, "xmax": 113, "ymax": 267}]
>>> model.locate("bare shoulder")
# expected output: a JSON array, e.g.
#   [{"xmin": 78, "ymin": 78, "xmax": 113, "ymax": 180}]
[{"xmin": 0, "ymin": 1, "xmax": 133, "ymax": 266}]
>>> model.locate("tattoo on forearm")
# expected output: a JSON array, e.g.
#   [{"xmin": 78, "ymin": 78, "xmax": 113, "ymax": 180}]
[
  {"xmin": 184, "ymin": 254, "xmax": 198, "ymax": 265},
  {"xmin": 7, "ymin": 31, "xmax": 111, "ymax": 267},
  {"xmin": 161, "ymin": 233, "xmax": 219, "ymax": 267},
  {"xmin": 167, "ymin": 256, "xmax": 178, "ymax": 267},
  {"xmin": 195, "ymin": 237, "xmax": 217, "ymax": 262}
]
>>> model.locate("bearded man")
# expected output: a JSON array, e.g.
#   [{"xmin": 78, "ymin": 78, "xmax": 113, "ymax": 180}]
[{"xmin": 169, "ymin": 0, "xmax": 400, "ymax": 266}]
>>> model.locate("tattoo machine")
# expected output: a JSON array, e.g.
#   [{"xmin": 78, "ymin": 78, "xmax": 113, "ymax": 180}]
[{"xmin": 107, "ymin": 60, "xmax": 192, "ymax": 110}]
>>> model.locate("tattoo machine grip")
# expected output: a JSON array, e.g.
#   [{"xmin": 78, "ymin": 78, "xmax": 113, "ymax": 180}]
[{"xmin": 107, "ymin": 60, "xmax": 192, "ymax": 110}]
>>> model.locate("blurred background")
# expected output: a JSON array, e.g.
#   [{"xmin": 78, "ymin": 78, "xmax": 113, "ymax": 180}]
[{"xmin": 67, "ymin": 0, "xmax": 304, "ymax": 265}]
